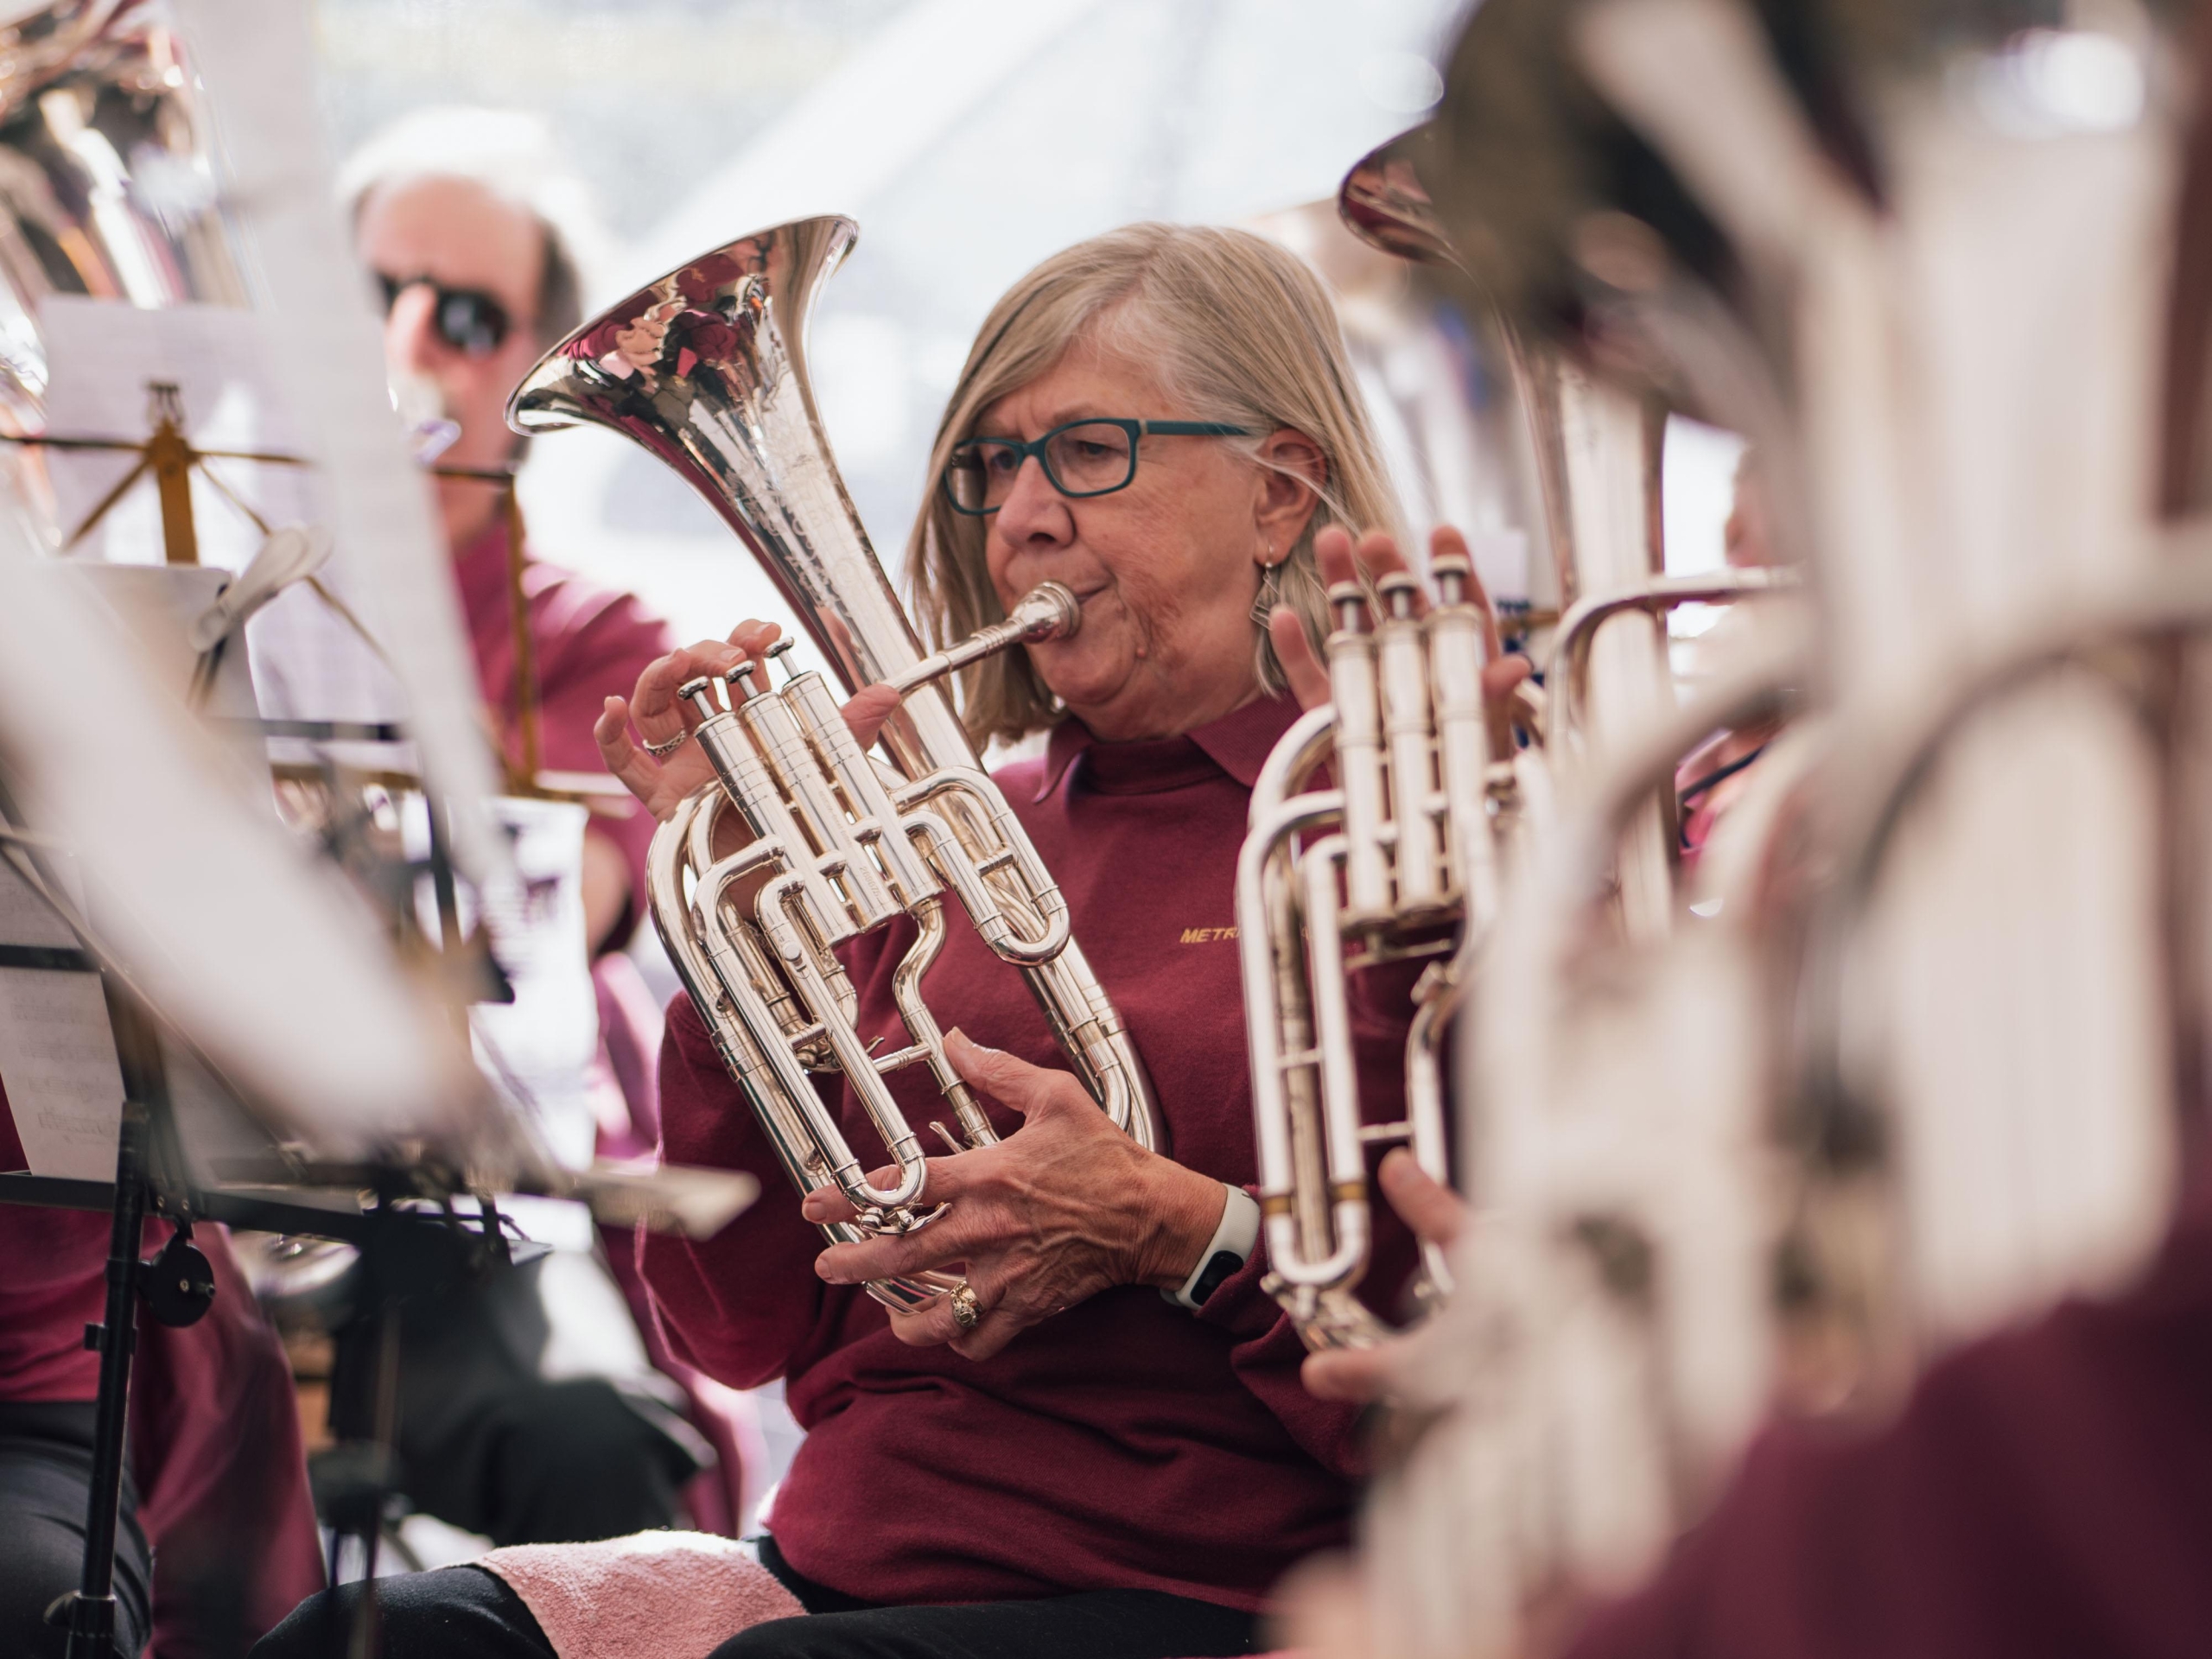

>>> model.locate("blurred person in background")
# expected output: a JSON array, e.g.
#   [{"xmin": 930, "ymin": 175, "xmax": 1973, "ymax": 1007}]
[
  {"xmin": 0, "ymin": 1087, "xmax": 324, "ymax": 1658},
  {"xmin": 1675, "ymin": 449, "xmax": 1789, "ymax": 868},
  {"xmin": 327, "ymin": 107, "xmax": 753, "ymax": 1549}
]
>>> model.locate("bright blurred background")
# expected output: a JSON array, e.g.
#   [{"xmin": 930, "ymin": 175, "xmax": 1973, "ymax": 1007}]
[{"xmin": 314, "ymin": 0, "xmax": 1481, "ymax": 647}]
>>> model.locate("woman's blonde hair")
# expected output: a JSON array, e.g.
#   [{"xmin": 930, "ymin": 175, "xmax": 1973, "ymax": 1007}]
[{"xmin": 906, "ymin": 222, "xmax": 1405, "ymax": 747}]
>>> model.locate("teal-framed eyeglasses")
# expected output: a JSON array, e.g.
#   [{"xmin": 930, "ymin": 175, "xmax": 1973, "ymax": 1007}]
[{"xmin": 942, "ymin": 417, "xmax": 1250, "ymax": 515}]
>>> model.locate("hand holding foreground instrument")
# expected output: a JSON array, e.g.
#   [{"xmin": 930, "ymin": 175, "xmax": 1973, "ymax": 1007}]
[
  {"xmin": 1300, "ymin": 1148, "xmax": 1470, "ymax": 1403},
  {"xmin": 804, "ymin": 1031, "xmax": 1226, "ymax": 1359}
]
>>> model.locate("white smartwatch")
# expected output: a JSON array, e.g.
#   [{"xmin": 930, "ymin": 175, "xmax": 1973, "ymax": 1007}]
[{"xmin": 1164, "ymin": 1184, "xmax": 1262, "ymax": 1311}]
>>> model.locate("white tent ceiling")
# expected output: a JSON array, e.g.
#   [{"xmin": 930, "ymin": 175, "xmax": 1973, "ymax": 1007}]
[{"xmin": 518, "ymin": 0, "xmax": 1469, "ymax": 651}]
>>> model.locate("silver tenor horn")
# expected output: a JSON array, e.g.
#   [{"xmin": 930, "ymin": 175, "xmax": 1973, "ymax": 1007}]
[
  {"xmin": 507, "ymin": 216, "xmax": 1160, "ymax": 1311},
  {"xmin": 1239, "ymin": 554, "xmax": 1508, "ymax": 1349}
]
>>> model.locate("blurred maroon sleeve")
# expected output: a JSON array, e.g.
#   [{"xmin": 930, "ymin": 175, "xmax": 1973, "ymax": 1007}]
[
  {"xmin": 1566, "ymin": 1169, "xmax": 2212, "ymax": 1659},
  {"xmin": 456, "ymin": 532, "xmax": 677, "ymax": 944},
  {"xmin": 527, "ymin": 579, "xmax": 674, "ymax": 938}
]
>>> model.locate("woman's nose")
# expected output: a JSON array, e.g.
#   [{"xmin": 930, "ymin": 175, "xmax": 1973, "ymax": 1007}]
[
  {"xmin": 384, "ymin": 282, "xmax": 444, "ymax": 376},
  {"xmin": 994, "ymin": 454, "xmax": 1072, "ymax": 545}
]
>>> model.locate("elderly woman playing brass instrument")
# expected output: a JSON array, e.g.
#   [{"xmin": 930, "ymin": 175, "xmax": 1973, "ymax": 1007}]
[{"xmin": 259, "ymin": 223, "xmax": 1521, "ymax": 1659}]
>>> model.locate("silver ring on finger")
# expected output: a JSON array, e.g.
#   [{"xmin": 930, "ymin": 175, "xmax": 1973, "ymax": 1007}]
[
  {"xmin": 948, "ymin": 1283, "xmax": 982, "ymax": 1331},
  {"xmin": 643, "ymin": 728, "xmax": 690, "ymax": 759}
]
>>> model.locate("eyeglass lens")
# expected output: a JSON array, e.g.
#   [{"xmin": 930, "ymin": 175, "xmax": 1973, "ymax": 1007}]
[
  {"xmin": 378, "ymin": 274, "xmax": 512, "ymax": 358},
  {"xmin": 946, "ymin": 421, "xmax": 1136, "ymax": 512}
]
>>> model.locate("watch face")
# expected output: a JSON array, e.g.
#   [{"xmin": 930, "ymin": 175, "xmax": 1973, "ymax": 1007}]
[{"xmin": 1192, "ymin": 1248, "xmax": 1243, "ymax": 1305}]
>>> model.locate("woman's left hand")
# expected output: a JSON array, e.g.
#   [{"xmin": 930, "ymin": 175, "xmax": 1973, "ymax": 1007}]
[
  {"xmin": 804, "ymin": 1031, "xmax": 1230, "ymax": 1359},
  {"xmin": 1299, "ymin": 1147, "xmax": 1468, "ymax": 1404},
  {"xmin": 1270, "ymin": 524, "xmax": 1533, "ymax": 723}
]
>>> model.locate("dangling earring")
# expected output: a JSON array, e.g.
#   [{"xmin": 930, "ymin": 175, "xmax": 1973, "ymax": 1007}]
[{"xmin": 1249, "ymin": 548, "xmax": 1283, "ymax": 625}]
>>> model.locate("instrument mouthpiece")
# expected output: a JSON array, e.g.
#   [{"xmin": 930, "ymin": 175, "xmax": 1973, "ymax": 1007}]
[
  {"xmin": 1011, "ymin": 581, "xmax": 1083, "ymax": 643},
  {"xmin": 883, "ymin": 581, "xmax": 1084, "ymax": 699}
]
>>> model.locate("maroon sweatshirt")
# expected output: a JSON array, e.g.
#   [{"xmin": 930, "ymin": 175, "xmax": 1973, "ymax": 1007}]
[{"xmin": 642, "ymin": 692, "xmax": 1420, "ymax": 1612}]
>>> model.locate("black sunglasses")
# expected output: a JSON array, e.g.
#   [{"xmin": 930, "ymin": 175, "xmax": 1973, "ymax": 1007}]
[{"xmin": 378, "ymin": 272, "xmax": 515, "ymax": 357}]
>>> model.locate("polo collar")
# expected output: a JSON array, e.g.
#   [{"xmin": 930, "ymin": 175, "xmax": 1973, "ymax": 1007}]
[{"xmin": 1030, "ymin": 692, "xmax": 1304, "ymax": 802}]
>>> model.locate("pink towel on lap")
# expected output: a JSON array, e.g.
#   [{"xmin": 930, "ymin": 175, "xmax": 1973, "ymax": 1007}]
[{"xmin": 480, "ymin": 1531, "xmax": 804, "ymax": 1659}]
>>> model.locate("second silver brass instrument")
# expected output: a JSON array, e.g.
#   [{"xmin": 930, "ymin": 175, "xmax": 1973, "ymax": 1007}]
[
  {"xmin": 1240, "ymin": 557, "xmax": 1503, "ymax": 1348},
  {"xmin": 506, "ymin": 217, "xmax": 1157, "ymax": 1311}
]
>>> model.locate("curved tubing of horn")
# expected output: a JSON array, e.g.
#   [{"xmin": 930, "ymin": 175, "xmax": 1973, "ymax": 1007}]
[
  {"xmin": 1239, "ymin": 722, "xmax": 1374, "ymax": 1294},
  {"xmin": 1238, "ymin": 712, "xmax": 1342, "ymax": 1245},
  {"xmin": 894, "ymin": 766, "xmax": 1073, "ymax": 963},
  {"xmin": 898, "ymin": 803, "xmax": 1069, "ymax": 968},
  {"xmin": 1264, "ymin": 1204, "xmax": 1372, "ymax": 1301},
  {"xmin": 747, "ymin": 870, "xmax": 932, "ymax": 1214},
  {"xmin": 1263, "ymin": 833, "xmax": 1375, "ymax": 1294},
  {"xmin": 1030, "ymin": 945, "xmax": 1163, "ymax": 1150},
  {"xmin": 1547, "ymin": 567, "xmax": 1800, "ymax": 757},
  {"xmin": 651, "ymin": 793, "xmax": 950, "ymax": 1309},
  {"xmin": 890, "ymin": 896, "xmax": 998, "ymax": 1149}
]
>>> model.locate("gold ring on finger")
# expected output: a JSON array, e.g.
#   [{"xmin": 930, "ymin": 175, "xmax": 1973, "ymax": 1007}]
[{"xmin": 948, "ymin": 1284, "xmax": 982, "ymax": 1331}]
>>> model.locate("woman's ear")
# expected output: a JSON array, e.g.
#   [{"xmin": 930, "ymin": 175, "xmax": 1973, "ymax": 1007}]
[{"xmin": 1255, "ymin": 428, "xmax": 1328, "ymax": 552}]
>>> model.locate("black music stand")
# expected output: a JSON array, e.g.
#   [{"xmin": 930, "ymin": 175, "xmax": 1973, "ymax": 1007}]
[{"xmin": 0, "ymin": 784, "xmax": 506, "ymax": 1659}]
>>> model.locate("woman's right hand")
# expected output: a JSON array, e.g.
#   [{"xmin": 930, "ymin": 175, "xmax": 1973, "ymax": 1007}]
[
  {"xmin": 612, "ymin": 299, "xmax": 682, "ymax": 373},
  {"xmin": 594, "ymin": 620, "xmax": 906, "ymax": 823}
]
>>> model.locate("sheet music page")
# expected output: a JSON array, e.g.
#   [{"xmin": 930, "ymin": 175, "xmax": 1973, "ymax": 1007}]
[
  {"xmin": 0, "ymin": 857, "xmax": 123, "ymax": 1179},
  {"xmin": 37, "ymin": 297, "xmax": 416, "ymax": 773},
  {"xmin": 54, "ymin": 563, "xmax": 269, "ymax": 789},
  {"xmin": 0, "ymin": 501, "xmax": 497, "ymax": 1164},
  {"xmin": 39, "ymin": 296, "xmax": 322, "ymax": 572}
]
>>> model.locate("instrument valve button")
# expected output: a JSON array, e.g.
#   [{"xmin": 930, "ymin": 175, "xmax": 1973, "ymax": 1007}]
[
  {"xmin": 1327, "ymin": 580, "xmax": 1370, "ymax": 632},
  {"xmin": 1429, "ymin": 552, "xmax": 1471, "ymax": 606},
  {"xmin": 1377, "ymin": 572, "xmax": 1421, "ymax": 620}
]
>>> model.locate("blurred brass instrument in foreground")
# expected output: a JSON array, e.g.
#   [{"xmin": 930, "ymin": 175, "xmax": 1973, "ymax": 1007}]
[
  {"xmin": 507, "ymin": 216, "xmax": 1159, "ymax": 1312},
  {"xmin": 1321, "ymin": 3, "xmax": 2191, "ymax": 1656},
  {"xmin": 0, "ymin": 1, "xmax": 248, "ymax": 433},
  {"xmin": 1241, "ymin": 125, "xmax": 1792, "ymax": 1353}
]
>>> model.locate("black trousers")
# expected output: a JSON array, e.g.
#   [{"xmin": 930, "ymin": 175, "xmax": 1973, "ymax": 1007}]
[
  {"xmin": 0, "ymin": 1402, "xmax": 154, "ymax": 1659},
  {"xmin": 399, "ymin": 1374, "xmax": 701, "ymax": 1548},
  {"xmin": 252, "ymin": 1535, "xmax": 1262, "ymax": 1659},
  {"xmin": 348, "ymin": 1255, "xmax": 700, "ymax": 1548}
]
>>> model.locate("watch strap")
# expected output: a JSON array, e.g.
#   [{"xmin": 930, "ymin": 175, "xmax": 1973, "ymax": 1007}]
[{"xmin": 1164, "ymin": 1184, "xmax": 1262, "ymax": 1311}]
